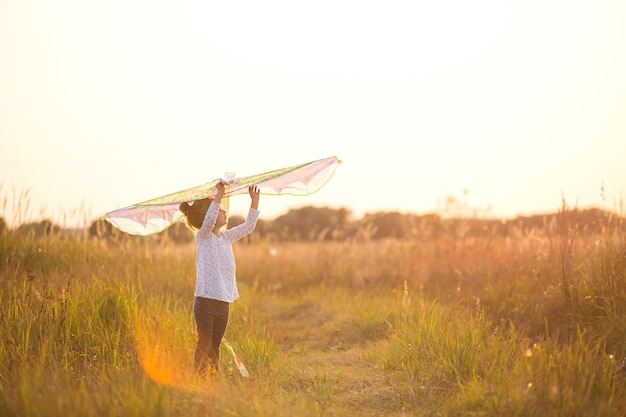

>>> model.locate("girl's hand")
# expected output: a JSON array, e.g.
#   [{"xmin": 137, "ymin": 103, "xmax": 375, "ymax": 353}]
[
  {"xmin": 215, "ymin": 181, "xmax": 226, "ymax": 196},
  {"xmin": 249, "ymin": 186, "xmax": 260, "ymax": 209}
]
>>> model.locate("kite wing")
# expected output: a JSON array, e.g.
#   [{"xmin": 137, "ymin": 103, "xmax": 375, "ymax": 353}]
[{"xmin": 102, "ymin": 156, "xmax": 341, "ymax": 236}]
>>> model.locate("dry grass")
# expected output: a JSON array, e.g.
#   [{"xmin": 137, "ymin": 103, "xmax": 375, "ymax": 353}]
[{"xmin": 1, "ymin": 196, "xmax": 626, "ymax": 416}]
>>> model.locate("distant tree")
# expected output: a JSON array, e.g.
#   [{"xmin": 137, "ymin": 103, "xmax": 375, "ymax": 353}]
[
  {"xmin": 411, "ymin": 213, "xmax": 443, "ymax": 239},
  {"xmin": 89, "ymin": 218, "xmax": 117, "ymax": 239},
  {"xmin": 576, "ymin": 208, "xmax": 616, "ymax": 233},
  {"xmin": 17, "ymin": 219, "xmax": 58, "ymax": 236},
  {"xmin": 254, "ymin": 218, "xmax": 273, "ymax": 239},
  {"xmin": 164, "ymin": 221, "xmax": 194, "ymax": 243},
  {"xmin": 227, "ymin": 215, "xmax": 245, "ymax": 228},
  {"xmin": 221, "ymin": 215, "xmax": 272, "ymax": 242},
  {"xmin": 272, "ymin": 206, "xmax": 352, "ymax": 240},
  {"xmin": 359, "ymin": 211, "xmax": 411, "ymax": 239}
]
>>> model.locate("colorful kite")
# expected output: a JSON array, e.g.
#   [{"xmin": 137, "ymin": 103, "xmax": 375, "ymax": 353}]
[{"xmin": 102, "ymin": 156, "xmax": 341, "ymax": 236}]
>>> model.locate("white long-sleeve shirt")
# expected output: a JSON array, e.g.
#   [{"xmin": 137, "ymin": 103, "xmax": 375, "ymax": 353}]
[{"xmin": 194, "ymin": 201, "xmax": 259, "ymax": 302}]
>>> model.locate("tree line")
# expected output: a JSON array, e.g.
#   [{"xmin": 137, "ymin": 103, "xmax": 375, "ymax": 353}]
[{"xmin": 1, "ymin": 205, "xmax": 622, "ymax": 242}]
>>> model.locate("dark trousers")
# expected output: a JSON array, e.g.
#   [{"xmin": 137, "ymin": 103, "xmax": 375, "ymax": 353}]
[{"xmin": 193, "ymin": 297, "xmax": 230, "ymax": 376}]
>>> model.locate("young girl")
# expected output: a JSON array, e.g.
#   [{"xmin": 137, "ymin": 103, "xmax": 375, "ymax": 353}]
[{"xmin": 179, "ymin": 182, "xmax": 260, "ymax": 376}]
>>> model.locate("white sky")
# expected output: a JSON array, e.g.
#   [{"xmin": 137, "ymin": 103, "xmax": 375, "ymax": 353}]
[{"xmin": 1, "ymin": 0, "xmax": 625, "ymax": 227}]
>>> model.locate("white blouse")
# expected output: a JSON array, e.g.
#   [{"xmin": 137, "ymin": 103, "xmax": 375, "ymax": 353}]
[{"xmin": 194, "ymin": 201, "xmax": 259, "ymax": 302}]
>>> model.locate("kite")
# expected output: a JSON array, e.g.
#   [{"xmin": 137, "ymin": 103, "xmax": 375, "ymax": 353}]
[{"xmin": 102, "ymin": 156, "xmax": 341, "ymax": 236}]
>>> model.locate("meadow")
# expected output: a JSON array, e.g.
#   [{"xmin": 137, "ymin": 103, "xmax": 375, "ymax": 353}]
[{"xmin": 1, "ymin": 199, "xmax": 626, "ymax": 416}]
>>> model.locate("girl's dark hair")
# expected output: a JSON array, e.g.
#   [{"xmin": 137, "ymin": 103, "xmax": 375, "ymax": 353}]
[{"xmin": 180, "ymin": 198, "xmax": 212, "ymax": 231}]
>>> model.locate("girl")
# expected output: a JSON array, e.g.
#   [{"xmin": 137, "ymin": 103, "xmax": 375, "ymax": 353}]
[{"xmin": 179, "ymin": 182, "xmax": 260, "ymax": 376}]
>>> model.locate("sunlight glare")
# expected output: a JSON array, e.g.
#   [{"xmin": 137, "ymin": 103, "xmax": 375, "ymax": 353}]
[{"xmin": 181, "ymin": 0, "xmax": 510, "ymax": 80}]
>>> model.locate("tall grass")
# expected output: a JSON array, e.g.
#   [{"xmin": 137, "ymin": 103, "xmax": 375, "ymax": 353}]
[{"xmin": 1, "ymin": 196, "xmax": 626, "ymax": 416}]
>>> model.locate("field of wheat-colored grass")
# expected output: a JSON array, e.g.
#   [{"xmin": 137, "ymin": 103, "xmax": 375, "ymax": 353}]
[{"xmin": 1, "ymin": 196, "xmax": 626, "ymax": 416}]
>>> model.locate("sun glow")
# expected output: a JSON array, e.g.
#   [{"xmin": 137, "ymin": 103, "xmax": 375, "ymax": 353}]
[{"xmin": 1, "ymin": 0, "xmax": 625, "ymax": 226}]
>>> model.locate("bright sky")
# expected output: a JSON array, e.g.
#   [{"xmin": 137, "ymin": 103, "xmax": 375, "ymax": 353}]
[{"xmin": 1, "ymin": 0, "xmax": 625, "ymax": 227}]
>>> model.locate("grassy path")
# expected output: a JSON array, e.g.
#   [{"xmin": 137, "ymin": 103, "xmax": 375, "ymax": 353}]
[{"xmin": 247, "ymin": 290, "xmax": 420, "ymax": 416}]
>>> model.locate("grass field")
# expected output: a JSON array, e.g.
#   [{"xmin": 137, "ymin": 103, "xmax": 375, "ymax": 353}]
[{"xmin": 1, "ymin": 201, "xmax": 626, "ymax": 416}]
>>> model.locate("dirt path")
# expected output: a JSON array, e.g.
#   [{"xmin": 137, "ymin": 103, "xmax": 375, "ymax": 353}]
[{"xmin": 257, "ymin": 294, "xmax": 411, "ymax": 416}]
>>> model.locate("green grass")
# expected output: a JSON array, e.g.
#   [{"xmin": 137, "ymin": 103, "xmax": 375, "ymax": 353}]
[{"xmin": 1, "ymin": 206, "xmax": 626, "ymax": 416}]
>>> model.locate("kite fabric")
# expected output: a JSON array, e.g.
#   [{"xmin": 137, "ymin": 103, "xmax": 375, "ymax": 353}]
[
  {"xmin": 222, "ymin": 338, "xmax": 250, "ymax": 378},
  {"xmin": 102, "ymin": 156, "xmax": 342, "ymax": 236}
]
